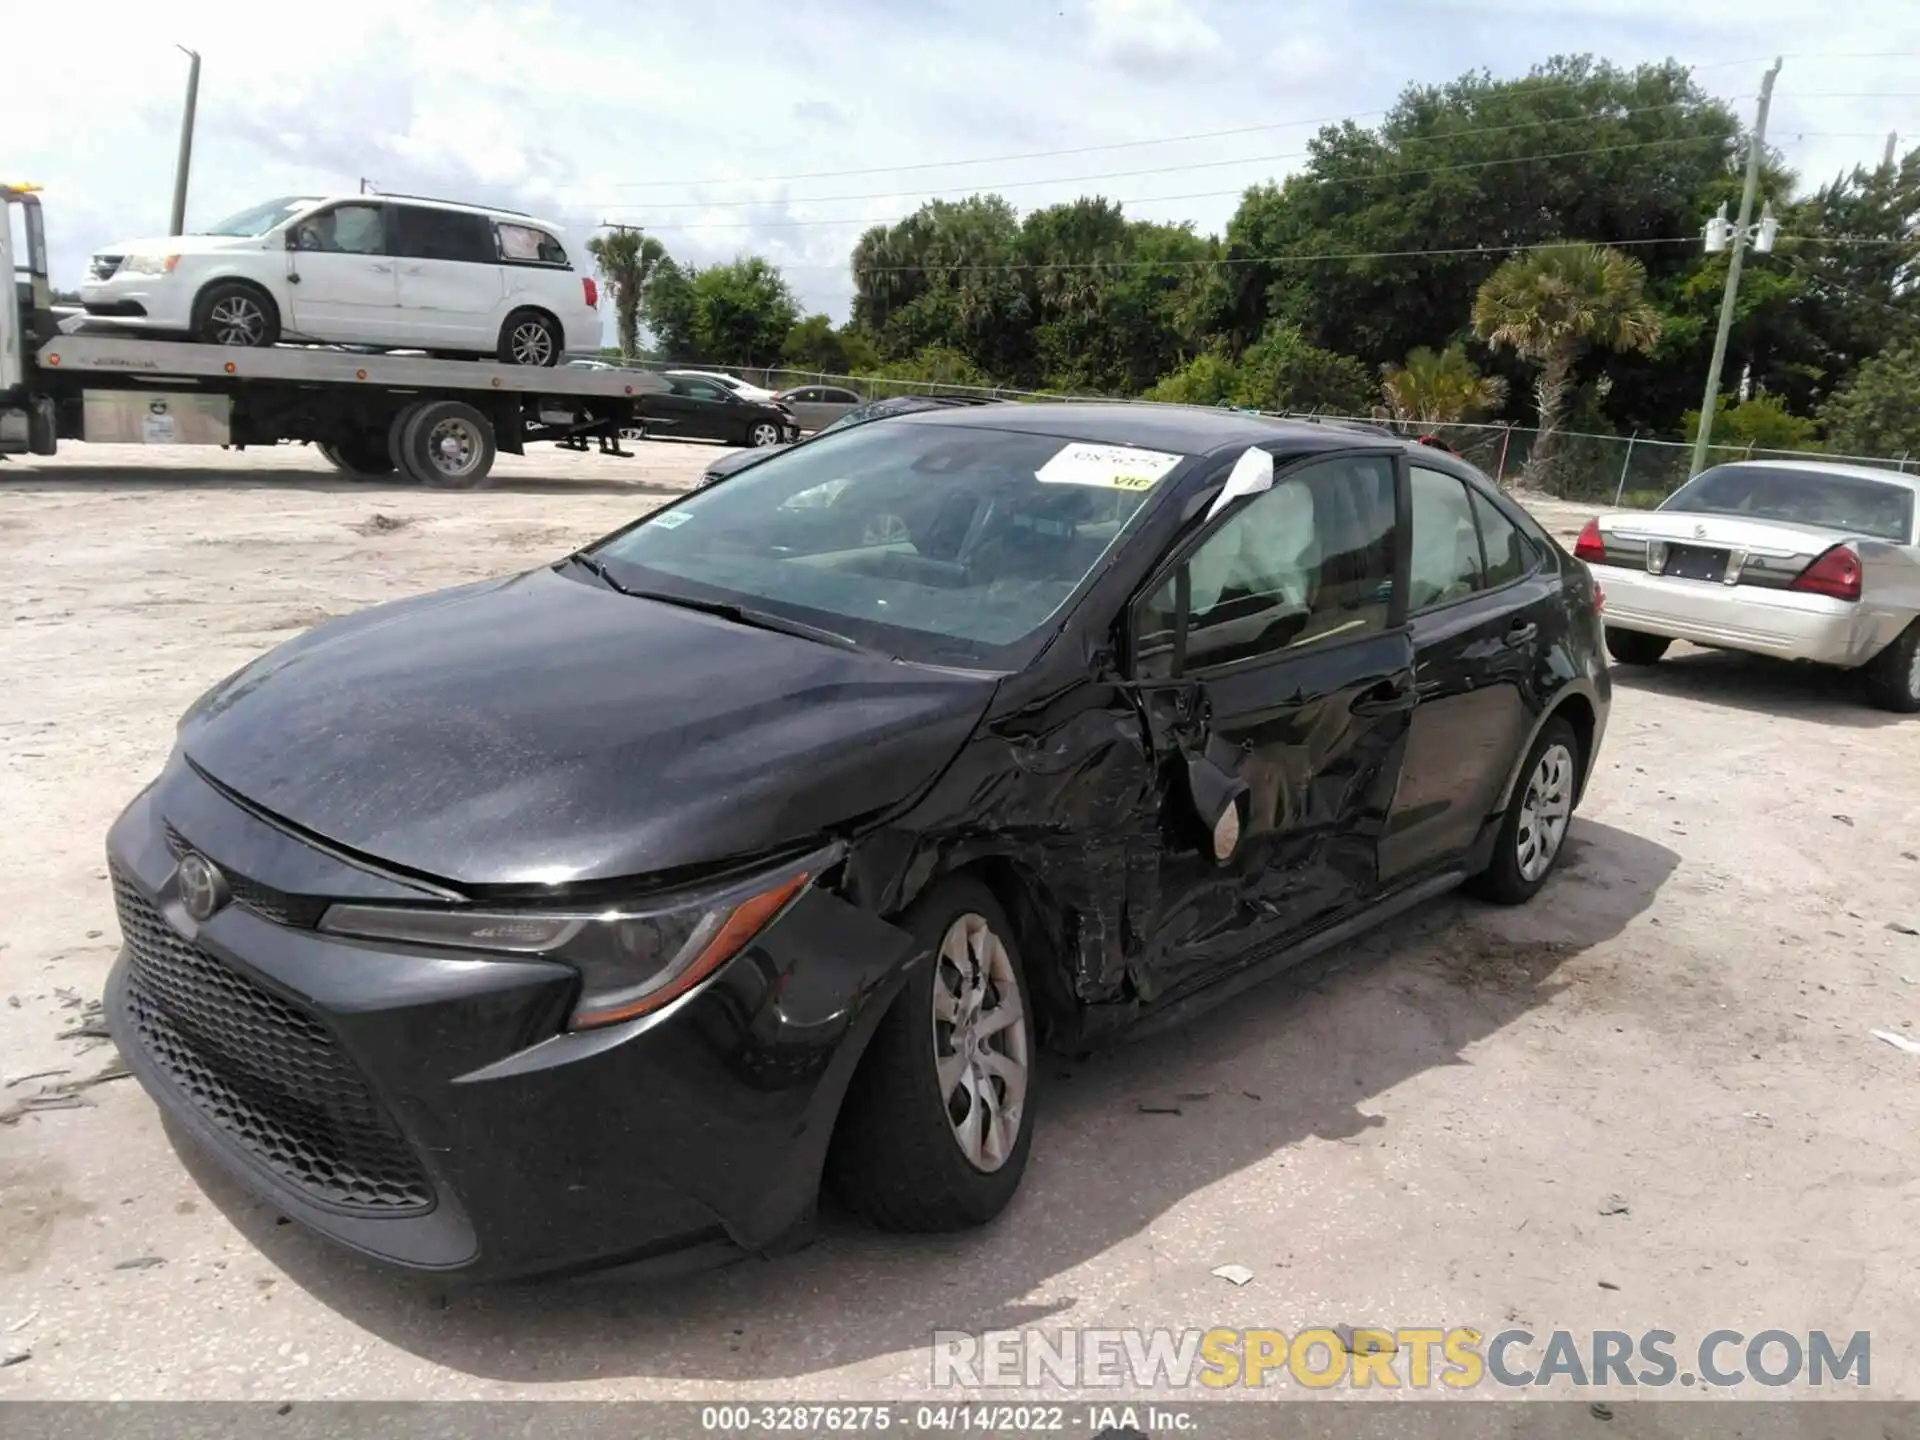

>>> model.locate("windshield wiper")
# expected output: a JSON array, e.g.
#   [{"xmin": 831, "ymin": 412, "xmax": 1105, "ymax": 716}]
[
  {"xmin": 623, "ymin": 588, "xmax": 864, "ymax": 652},
  {"xmin": 564, "ymin": 551, "xmax": 632, "ymax": 593}
]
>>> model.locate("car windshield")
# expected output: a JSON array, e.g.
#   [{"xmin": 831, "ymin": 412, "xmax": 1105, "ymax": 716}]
[
  {"xmin": 818, "ymin": 401, "xmax": 910, "ymax": 436},
  {"xmin": 590, "ymin": 421, "xmax": 1185, "ymax": 666},
  {"xmin": 199, "ymin": 197, "xmax": 318, "ymax": 237},
  {"xmin": 1661, "ymin": 464, "xmax": 1915, "ymax": 543}
]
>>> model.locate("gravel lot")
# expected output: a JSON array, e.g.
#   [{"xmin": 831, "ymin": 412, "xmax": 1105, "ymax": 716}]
[{"xmin": 3, "ymin": 439, "xmax": 1918, "ymax": 1402}]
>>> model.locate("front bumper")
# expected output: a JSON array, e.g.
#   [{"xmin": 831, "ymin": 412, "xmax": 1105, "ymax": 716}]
[
  {"xmin": 80, "ymin": 275, "xmax": 191, "ymax": 332},
  {"xmin": 1598, "ymin": 565, "xmax": 1901, "ymax": 667},
  {"xmin": 104, "ymin": 756, "xmax": 914, "ymax": 1280}
]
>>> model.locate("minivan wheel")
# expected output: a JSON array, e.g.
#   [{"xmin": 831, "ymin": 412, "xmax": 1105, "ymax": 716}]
[
  {"xmin": 498, "ymin": 310, "xmax": 561, "ymax": 366},
  {"xmin": 1468, "ymin": 716, "xmax": 1581, "ymax": 906},
  {"xmin": 191, "ymin": 281, "xmax": 280, "ymax": 348},
  {"xmin": 1863, "ymin": 621, "xmax": 1920, "ymax": 714},
  {"xmin": 1604, "ymin": 627, "xmax": 1671, "ymax": 666},
  {"xmin": 399, "ymin": 400, "xmax": 497, "ymax": 489},
  {"xmin": 826, "ymin": 877, "xmax": 1036, "ymax": 1231}
]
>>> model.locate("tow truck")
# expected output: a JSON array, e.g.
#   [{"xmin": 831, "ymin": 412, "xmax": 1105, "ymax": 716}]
[{"xmin": 1, "ymin": 184, "xmax": 669, "ymax": 488}]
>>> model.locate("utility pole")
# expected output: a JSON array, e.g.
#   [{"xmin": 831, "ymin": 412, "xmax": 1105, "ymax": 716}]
[
  {"xmin": 1885, "ymin": 132, "xmax": 1899, "ymax": 170},
  {"xmin": 1689, "ymin": 56, "xmax": 1781, "ymax": 480},
  {"xmin": 168, "ymin": 46, "xmax": 201, "ymax": 236}
]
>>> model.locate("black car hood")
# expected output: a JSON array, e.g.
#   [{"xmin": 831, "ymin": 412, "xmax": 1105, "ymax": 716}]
[{"xmin": 178, "ymin": 567, "xmax": 997, "ymax": 889}]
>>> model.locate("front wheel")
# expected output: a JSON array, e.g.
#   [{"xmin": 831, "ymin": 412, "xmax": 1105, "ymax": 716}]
[
  {"xmin": 1863, "ymin": 621, "xmax": 1920, "ymax": 714},
  {"xmin": 1604, "ymin": 627, "xmax": 1671, "ymax": 665},
  {"xmin": 191, "ymin": 282, "xmax": 280, "ymax": 348},
  {"xmin": 1468, "ymin": 716, "xmax": 1581, "ymax": 906},
  {"xmin": 746, "ymin": 421, "xmax": 782, "ymax": 447},
  {"xmin": 497, "ymin": 310, "xmax": 561, "ymax": 367},
  {"xmin": 826, "ymin": 877, "xmax": 1036, "ymax": 1231}
]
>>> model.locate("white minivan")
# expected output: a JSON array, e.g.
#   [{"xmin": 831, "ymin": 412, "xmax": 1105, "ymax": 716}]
[{"xmin": 80, "ymin": 194, "xmax": 602, "ymax": 365}]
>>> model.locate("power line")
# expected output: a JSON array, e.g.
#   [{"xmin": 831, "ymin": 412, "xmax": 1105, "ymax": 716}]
[
  {"xmin": 611, "ymin": 135, "xmax": 1756, "ymax": 232},
  {"xmin": 586, "ymin": 103, "xmax": 1715, "ymax": 213},
  {"xmin": 561, "ymin": 54, "xmax": 1820, "ymax": 194}
]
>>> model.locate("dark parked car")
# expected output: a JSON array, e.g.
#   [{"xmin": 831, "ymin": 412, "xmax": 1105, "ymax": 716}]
[
  {"xmin": 639, "ymin": 372, "xmax": 798, "ymax": 448},
  {"xmin": 699, "ymin": 392, "xmax": 999, "ymax": 487},
  {"xmin": 105, "ymin": 404, "xmax": 1610, "ymax": 1281}
]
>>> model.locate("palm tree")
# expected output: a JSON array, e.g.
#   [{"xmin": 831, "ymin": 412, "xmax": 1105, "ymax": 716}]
[
  {"xmin": 585, "ymin": 227, "xmax": 667, "ymax": 361},
  {"xmin": 1380, "ymin": 344, "xmax": 1508, "ymax": 425},
  {"xmin": 1472, "ymin": 244, "xmax": 1663, "ymax": 477}
]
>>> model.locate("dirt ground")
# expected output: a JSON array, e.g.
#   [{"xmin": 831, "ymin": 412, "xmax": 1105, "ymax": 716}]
[{"xmin": 2, "ymin": 438, "xmax": 1918, "ymax": 1403}]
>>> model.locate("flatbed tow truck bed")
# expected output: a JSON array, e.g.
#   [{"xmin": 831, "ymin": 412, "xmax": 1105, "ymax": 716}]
[{"xmin": 3, "ymin": 184, "xmax": 669, "ymax": 488}]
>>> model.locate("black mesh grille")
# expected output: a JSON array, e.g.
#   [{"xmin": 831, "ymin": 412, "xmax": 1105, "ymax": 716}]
[
  {"xmin": 162, "ymin": 823, "xmax": 326, "ymax": 928},
  {"xmin": 113, "ymin": 869, "xmax": 433, "ymax": 1214}
]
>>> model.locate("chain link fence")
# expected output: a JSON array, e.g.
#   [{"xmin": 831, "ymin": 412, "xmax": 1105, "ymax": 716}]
[{"xmin": 619, "ymin": 359, "xmax": 1917, "ymax": 504}]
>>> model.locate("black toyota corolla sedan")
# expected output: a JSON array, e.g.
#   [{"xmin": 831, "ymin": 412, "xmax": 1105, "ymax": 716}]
[{"xmin": 106, "ymin": 403, "xmax": 1610, "ymax": 1280}]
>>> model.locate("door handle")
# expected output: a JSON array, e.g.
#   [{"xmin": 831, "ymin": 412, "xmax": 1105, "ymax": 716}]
[
  {"xmin": 1504, "ymin": 620, "xmax": 1539, "ymax": 648},
  {"xmin": 1352, "ymin": 676, "xmax": 1418, "ymax": 716}
]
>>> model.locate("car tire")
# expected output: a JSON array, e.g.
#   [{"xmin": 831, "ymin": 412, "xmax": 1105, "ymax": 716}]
[
  {"xmin": 745, "ymin": 421, "xmax": 783, "ymax": 448},
  {"xmin": 190, "ymin": 281, "xmax": 280, "ymax": 348},
  {"xmin": 319, "ymin": 435, "xmax": 396, "ymax": 479},
  {"xmin": 497, "ymin": 309, "xmax": 561, "ymax": 367},
  {"xmin": 1863, "ymin": 620, "xmax": 1920, "ymax": 714},
  {"xmin": 826, "ymin": 876, "xmax": 1037, "ymax": 1232},
  {"xmin": 618, "ymin": 424, "xmax": 647, "ymax": 442},
  {"xmin": 398, "ymin": 400, "xmax": 497, "ymax": 489},
  {"xmin": 1467, "ymin": 715, "xmax": 1581, "ymax": 906},
  {"xmin": 1604, "ymin": 627, "xmax": 1671, "ymax": 665}
]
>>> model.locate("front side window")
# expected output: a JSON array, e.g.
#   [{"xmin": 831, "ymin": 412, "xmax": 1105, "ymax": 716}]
[
  {"xmin": 1135, "ymin": 454, "xmax": 1397, "ymax": 675},
  {"xmin": 292, "ymin": 204, "xmax": 387, "ymax": 255},
  {"xmin": 678, "ymin": 379, "xmax": 729, "ymax": 401},
  {"xmin": 394, "ymin": 207, "xmax": 495, "ymax": 263},
  {"xmin": 1662, "ymin": 463, "xmax": 1915, "ymax": 543},
  {"xmin": 590, "ymin": 422, "xmax": 1180, "ymax": 665}
]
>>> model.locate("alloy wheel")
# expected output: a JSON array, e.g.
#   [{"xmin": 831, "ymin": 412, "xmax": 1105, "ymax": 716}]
[
  {"xmin": 207, "ymin": 295, "xmax": 266, "ymax": 346},
  {"xmin": 861, "ymin": 513, "xmax": 912, "ymax": 546},
  {"xmin": 1908, "ymin": 644, "xmax": 1920, "ymax": 704},
  {"xmin": 930, "ymin": 913, "xmax": 1029, "ymax": 1174},
  {"xmin": 750, "ymin": 423, "xmax": 781, "ymax": 447},
  {"xmin": 508, "ymin": 320, "xmax": 554, "ymax": 366},
  {"xmin": 1515, "ymin": 741, "xmax": 1574, "ymax": 882}
]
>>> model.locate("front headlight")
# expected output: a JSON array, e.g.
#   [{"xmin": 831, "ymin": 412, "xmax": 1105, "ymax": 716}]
[
  {"xmin": 119, "ymin": 253, "xmax": 181, "ymax": 276},
  {"xmin": 318, "ymin": 850, "xmax": 830, "ymax": 1030}
]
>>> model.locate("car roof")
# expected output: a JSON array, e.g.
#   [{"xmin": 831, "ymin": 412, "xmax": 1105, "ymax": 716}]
[
  {"xmin": 887, "ymin": 400, "xmax": 1406, "ymax": 459},
  {"xmin": 1713, "ymin": 457, "xmax": 1920, "ymax": 493}
]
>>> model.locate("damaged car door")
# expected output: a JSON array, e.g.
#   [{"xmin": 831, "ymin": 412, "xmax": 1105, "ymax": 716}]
[{"xmin": 1126, "ymin": 451, "xmax": 1416, "ymax": 996}]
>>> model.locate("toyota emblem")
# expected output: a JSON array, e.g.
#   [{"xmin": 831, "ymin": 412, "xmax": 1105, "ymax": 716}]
[{"xmin": 175, "ymin": 852, "xmax": 229, "ymax": 922}]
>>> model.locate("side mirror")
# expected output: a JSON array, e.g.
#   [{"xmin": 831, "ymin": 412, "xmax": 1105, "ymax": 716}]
[{"xmin": 1185, "ymin": 733, "xmax": 1249, "ymax": 865}]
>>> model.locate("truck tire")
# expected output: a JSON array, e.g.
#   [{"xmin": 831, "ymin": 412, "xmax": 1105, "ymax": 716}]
[
  {"xmin": 191, "ymin": 281, "xmax": 280, "ymax": 348},
  {"xmin": 398, "ymin": 400, "xmax": 497, "ymax": 489},
  {"xmin": 387, "ymin": 404, "xmax": 427, "ymax": 479},
  {"xmin": 319, "ymin": 436, "xmax": 396, "ymax": 479}
]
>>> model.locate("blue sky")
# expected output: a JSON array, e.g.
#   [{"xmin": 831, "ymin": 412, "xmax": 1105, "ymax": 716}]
[{"xmin": 7, "ymin": 0, "xmax": 1917, "ymax": 324}]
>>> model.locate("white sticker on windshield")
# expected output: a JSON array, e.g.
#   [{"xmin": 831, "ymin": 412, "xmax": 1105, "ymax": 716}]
[
  {"xmin": 1036, "ymin": 442, "xmax": 1184, "ymax": 493},
  {"xmin": 652, "ymin": 509, "xmax": 693, "ymax": 528}
]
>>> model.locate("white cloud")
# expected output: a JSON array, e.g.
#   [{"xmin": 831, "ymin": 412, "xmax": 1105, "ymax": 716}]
[
  {"xmin": 1086, "ymin": 0, "xmax": 1230, "ymax": 76},
  {"xmin": 6, "ymin": 0, "xmax": 1915, "ymax": 329}
]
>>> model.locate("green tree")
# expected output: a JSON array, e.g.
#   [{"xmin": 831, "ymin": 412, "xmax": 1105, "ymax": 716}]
[
  {"xmin": 584, "ymin": 227, "xmax": 667, "ymax": 362},
  {"xmin": 1818, "ymin": 342, "xmax": 1920, "ymax": 457},
  {"xmin": 689, "ymin": 257, "xmax": 799, "ymax": 367},
  {"xmin": 1381, "ymin": 343, "xmax": 1508, "ymax": 423},
  {"xmin": 640, "ymin": 258, "xmax": 699, "ymax": 360},
  {"xmin": 1473, "ymin": 244, "xmax": 1662, "ymax": 475},
  {"xmin": 1682, "ymin": 393, "xmax": 1822, "ymax": 452},
  {"xmin": 1140, "ymin": 326, "xmax": 1372, "ymax": 413},
  {"xmin": 1141, "ymin": 351, "xmax": 1241, "ymax": 406},
  {"xmin": 780, "ymin": 313, "xmax": 878, "ymax": 375},
  {"xmin": 864, "ymin": 344, "xmax": 993, "ymax": 393}
]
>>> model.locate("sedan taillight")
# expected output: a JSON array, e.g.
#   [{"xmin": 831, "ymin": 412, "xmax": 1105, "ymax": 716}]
[
  {"xmin": 1789, "ymin": 544, "xmax": 1863, "ymax": 601},
  {"xmin": 1573, "ymin": 518, "xmax": 1606, "ymax": 563}
]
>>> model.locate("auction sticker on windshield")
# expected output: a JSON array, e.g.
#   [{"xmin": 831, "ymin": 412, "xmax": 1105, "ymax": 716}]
[{"xmin": 1036, "ymin": 443, "xmax": 1184, "ymax": 492}]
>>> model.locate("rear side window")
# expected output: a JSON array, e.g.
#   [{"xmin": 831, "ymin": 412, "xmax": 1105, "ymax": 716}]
[
  {"xmin": 394, "ymin": 207, "xmax": 495, "ymax": 263},
  {"xmin": 1469, "ymin": 487, "xmax": 1530, "ymax": 587},
  {"xmin": 1408, "ymin": 467, "xmax": 1484, "ymax": 610},
  {"xmin": 497, "ymin": 223, "xmax": 569, "ymax": 267}
]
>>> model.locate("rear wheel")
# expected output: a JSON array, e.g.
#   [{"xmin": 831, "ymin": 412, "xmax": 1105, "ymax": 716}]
[
  {"xmin": 497, "ymin": 309, "xmax": 561, "ymax": 367},
  {"xmin": 826, "ymin": 877, "xmax": 1036, "ymax": 1231},
  {"xmin": 319, "ymin": 434, "xmax": 396, "ymax": 479},
  {"xmin": 191, "ymin": 281, "xmax": 280, "ymax": 348},
  {"xmin": 1604, "ymin": 627, "xmax": 1671, "ymax": 666},
  {"xmin": 1468, "ymin": 716, "xmax": 1581, "ymax": 906},
  {"xmin": 1863, "ymin": 621, "xmax": 1920, "ymax": 714},
  {"xmin": 398, "ymin": 400, "xmax": 497, "ymax": 489}
]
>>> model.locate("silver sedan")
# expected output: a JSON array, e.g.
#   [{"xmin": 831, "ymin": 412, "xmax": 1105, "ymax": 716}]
[{"xmin": 1575, "ymin": 459, "xmax": 1920, "ymax": 712}]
